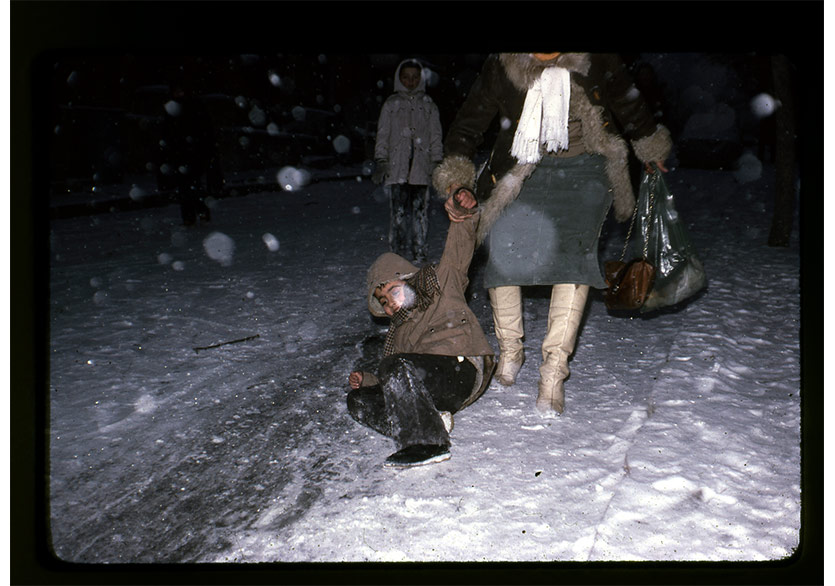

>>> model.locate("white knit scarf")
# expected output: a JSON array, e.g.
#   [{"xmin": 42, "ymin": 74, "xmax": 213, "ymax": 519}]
[{"xmin": 510, "ymin": 66, "xmax": 571, "ymax": 164}]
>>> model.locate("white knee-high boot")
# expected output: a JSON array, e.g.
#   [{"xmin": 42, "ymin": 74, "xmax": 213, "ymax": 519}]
[
  {"xmin": 537, "ymin": 284, "xmax": 589, "ymax": 415},
  {"xmin": 488, "ymin": 286, "xmax": 525, "ymax": 386}
]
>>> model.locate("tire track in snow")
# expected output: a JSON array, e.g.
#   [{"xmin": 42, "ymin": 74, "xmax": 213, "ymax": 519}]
[{"xmin": 208, "ymin": 331, "xmax": 392, "ymax": 562}]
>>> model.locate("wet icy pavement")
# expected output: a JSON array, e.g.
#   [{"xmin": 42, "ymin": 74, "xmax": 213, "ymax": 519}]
[{"xmin": 47, "ymin": 166, "xmax": 803, "ymax": 563}]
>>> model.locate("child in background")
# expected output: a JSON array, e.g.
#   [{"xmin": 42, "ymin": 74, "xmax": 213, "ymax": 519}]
[{"xmin": 372, "ymin": 59, "xmax": 443, "ymax": 264}]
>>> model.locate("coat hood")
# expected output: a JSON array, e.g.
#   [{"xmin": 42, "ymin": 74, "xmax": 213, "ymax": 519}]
[
  {"xmin": 393, "ymin": 58, "xmax": 427, "ymax": 95},
  {"xmin": 366, "ymin": 252, "xmax": 418, "ymax": 317}
]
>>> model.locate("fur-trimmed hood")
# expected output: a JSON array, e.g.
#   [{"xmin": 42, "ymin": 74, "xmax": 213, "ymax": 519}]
[{"xmin": 433, "ymin": 53, "xmax": 672, "ymax": 242}]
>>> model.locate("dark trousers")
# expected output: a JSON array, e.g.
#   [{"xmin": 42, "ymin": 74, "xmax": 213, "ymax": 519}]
[
  {"xmin": 388, "ymin": 184, "xmax": 430, "ymax": 263},
  {"xmin": 177, "ymin": 181, "xmax": 211, "ymax": 226},
  {"xmin": 347, "ymin": 354, "xmax": 476, "ymax": 449}
]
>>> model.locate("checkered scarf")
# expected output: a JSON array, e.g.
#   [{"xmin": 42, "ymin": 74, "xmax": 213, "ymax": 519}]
[{"xmin": 383, "ymin": 264, "xmax": 440, "ymax": 357}]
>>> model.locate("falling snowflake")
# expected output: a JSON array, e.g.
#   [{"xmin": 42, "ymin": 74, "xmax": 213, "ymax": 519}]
[{"xmin": 203, "ymin": 232, "xmax": 236, "ymax": 266}]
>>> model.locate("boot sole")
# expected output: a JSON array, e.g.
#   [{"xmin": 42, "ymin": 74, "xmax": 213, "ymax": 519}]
[
  {"xmin": 384, "ymin": 451, "xmax": 451, "ymax": 468},
  {"xmin": 536, "ymin": 403, "xmax": 564, "ymax": 417}
]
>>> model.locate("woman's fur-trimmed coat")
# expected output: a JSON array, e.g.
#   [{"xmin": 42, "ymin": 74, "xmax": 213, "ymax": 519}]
[{"xmin": 432, "ymin": 53, "xmax": 672, "ymax": 243}]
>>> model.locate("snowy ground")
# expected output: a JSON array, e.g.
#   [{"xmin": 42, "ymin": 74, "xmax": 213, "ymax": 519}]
[{"xmin": 46, "ymin": 162, "xmax": 802, "ymax": 565}]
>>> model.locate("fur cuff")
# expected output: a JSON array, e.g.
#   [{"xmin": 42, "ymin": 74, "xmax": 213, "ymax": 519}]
[
  {"xmin": 632, "ymin": 125, "xmax": 673, "ymax": 164},
  {"xmin": 432, "ymin": 155, "xmax": 476, "ymax": 197},
  {"xmin": 475, "ymin": 163, "xmax": 536, "ymax": 244}
]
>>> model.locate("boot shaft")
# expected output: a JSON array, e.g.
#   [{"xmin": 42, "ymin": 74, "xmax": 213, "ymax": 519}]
[
  {"xmin": 488, "ymin": 286, "xmax": 524, "ymax": 348},
  {"xmin": 541, "ymin": 283, "xmax": 589, "ymax": 365},
  {"xmin": 489, "ymin": 286, "xmax": 525, "ymax": 385}
]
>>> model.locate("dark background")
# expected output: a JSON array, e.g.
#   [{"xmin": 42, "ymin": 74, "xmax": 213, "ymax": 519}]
[
  {"xmin": 43, "ymin": 52, "xmax": 489, "ymax": 192},
  {"xmin": 41, "ymin": 51, "xmax": 792, "ymax": 190}
]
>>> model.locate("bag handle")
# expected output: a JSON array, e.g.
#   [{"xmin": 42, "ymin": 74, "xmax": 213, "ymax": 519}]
[{"xmin": 618, "ymin": 165, "xmax": 658, "ymax": 262}]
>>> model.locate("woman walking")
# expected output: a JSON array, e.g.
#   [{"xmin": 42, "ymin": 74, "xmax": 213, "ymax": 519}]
[{"xmin": 433, "ymin": 53, "xmax": 671, "ymax": 416}]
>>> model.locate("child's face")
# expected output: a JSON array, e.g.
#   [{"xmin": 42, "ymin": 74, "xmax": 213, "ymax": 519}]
[
  {"xmin": 375, "ymin": 280, "xmax": 411, "ymax": 317},
  {"xmin": 399, "ymin": 66, "xmax": 421, "ymax": 91}
]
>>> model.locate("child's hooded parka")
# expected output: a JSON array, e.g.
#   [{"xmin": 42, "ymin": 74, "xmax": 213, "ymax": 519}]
[
  {"xmin": 364, "ymin": 213, "xmax": 495, "ymax": 409},
  {"xmin": 374, "ymin": 59, "xmax": 444, "ymax": 187}
]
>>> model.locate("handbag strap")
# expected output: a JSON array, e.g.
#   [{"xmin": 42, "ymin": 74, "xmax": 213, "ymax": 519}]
[{"xmin": 618, "ymin": 166, "xmax": 658, "ymax": 262}]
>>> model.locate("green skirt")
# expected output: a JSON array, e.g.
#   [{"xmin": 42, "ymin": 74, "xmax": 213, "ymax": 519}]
[{"xmin": 484, "ymin": 154, "xmax": 612, "ymax": 290}]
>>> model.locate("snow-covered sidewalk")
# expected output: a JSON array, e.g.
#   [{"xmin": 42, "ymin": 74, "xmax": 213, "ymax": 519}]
[{"xmin": 47, "ymin": 164, "xmax": 801, "ymax": 563}]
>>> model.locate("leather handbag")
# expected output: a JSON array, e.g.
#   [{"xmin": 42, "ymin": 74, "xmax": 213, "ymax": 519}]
[{"xmin": 604, "ymin": 258, "xmax": 656, "ymax": 310}]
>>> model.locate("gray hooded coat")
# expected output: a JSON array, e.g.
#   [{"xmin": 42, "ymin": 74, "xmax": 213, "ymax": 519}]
[{"xmin": 374, "ymin": 60, "xmax": 444, "ymax": 186}]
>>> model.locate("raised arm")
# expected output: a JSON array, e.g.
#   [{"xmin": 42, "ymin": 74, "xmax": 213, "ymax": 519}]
[{"xmin": 437, "ymin": 191, "xmax": 479, "ymax": 282}]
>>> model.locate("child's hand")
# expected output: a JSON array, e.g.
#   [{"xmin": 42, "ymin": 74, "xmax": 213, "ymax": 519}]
[
  {"xmin": 454, "ymin": 187, "xmax": 477, "ymax": 209},
  {"xmin": 349, "ymin": 371, "xmax": 363, "ymax": 389},
  {"xmin": 445, "ymin": 186, "xmax": 477, "ymax": 223}
]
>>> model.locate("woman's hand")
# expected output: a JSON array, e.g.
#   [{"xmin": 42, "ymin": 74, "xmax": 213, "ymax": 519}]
[
  {"xmin": 445, "ymin": 185, "xmax": 477, "ymax": 223},
  {"xmin": 646, "ymin": 160, "xmax": 669, "ymax": 174},
  {"xmin": 349, "ymin": 371, "xmax": 363, "ymax": 390}
]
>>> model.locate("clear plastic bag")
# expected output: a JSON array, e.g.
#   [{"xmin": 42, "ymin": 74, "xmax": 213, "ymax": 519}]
[{"xmin": 629, "ymin": 169, "xmax": 707, "ymax": 312}]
